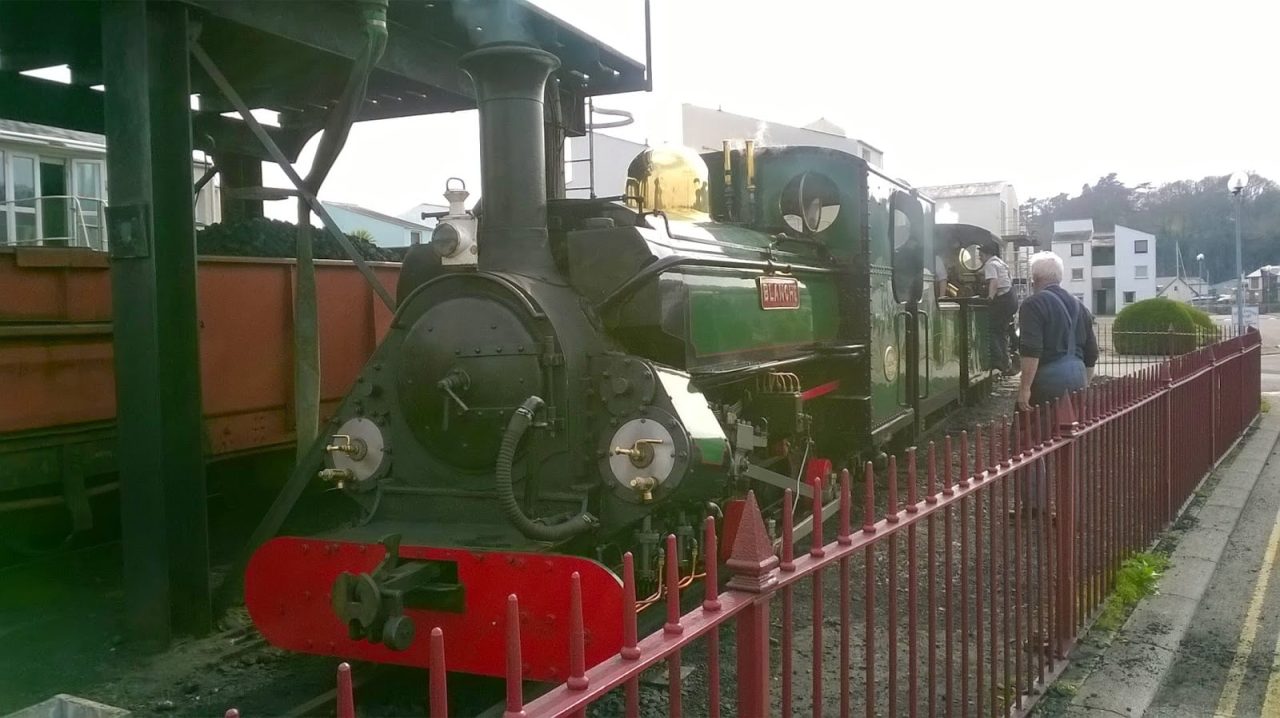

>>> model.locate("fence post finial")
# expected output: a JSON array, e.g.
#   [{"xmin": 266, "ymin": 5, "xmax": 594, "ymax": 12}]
[
  {"xmin": 430, "ymin": 628, "xmax": 448, "ymax": 718},
  {"xmin": 726, "ymin": 491, "xmax": 779, "ymax": 592}
]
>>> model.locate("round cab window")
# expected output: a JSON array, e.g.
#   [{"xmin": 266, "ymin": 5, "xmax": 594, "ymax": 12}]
[
  {"xmin": 959, "ymin": 244, "xmax": 983, "ymax": 271},
  {"xmin": 781, "ymin": 172, "xmax": 841, "ymax": 235}
]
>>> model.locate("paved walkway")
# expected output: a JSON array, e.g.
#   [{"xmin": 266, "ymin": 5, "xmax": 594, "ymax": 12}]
[{"xmin": 1066, "ymin": 411, "xmax": 1280, "ymax": 716}]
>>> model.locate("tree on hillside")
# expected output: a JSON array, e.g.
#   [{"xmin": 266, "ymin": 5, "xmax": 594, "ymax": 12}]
[{"xmin": 1021, "ymin": 172, "xmax": 1280, "ymax": 284}]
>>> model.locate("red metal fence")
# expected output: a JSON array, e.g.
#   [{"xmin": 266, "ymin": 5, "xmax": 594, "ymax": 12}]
[{"xmin": 232, "ymin": 330, "xmax": 1261, "ymax": 718}]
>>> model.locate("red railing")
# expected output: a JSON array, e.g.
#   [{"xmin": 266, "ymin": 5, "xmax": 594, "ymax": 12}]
[{"xmin": 228, "ymin": 331, "xmax": 1261, "ymax": 718}]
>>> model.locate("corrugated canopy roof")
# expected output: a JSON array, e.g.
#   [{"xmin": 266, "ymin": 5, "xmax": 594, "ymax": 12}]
[{"xmin": 0, "ymin": 0, "xmax": 649, "ymax": 162}]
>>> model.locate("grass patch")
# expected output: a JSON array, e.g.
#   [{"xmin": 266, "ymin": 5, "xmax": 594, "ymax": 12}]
[
  {"xmin": 1095, "ymin": 552, "xmax": 1171, "ymax": 632},
  {"xmin": 1262, "ymin": 397, "xmax": 1271, "ymax": 414}
]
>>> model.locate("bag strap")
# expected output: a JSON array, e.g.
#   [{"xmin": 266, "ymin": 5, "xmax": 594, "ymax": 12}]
[{"xmin": 1043, "ymin": 288, "xmax": 1083, "ymax": 358}]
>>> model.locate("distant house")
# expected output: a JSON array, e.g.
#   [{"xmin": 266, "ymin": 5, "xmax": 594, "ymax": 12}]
[
  {"xmin": 1052, "ymin": 219, "xmax": 1157, "ymax": 315},
  {"xmin": 1246, "ymin": 265, "xmax": 1280, "ymax": 304},
  {"xmin": 321, "ymin": 201, "xmax": 431, "ymax": 248},
  {"xmin": 0, "ymin": 118, "xmax": 220, "ymax": 250},
  {"xmin": 566, "ymin": 132, "xmax": 646, "ymax": 199},
  {"xmin": 398, "ymin": 202, "xmax": 448, "ymax": 230},
  {"xmin": 563, "ymin": 105, "xmax": 883, "ymax": 204},
  {"xmin": 919, "ymin": 181, "xmax": 1034, "ymax": 298},
  {"xmin": 1156, "ymin": 276, "xmax": 1202, "ymax": 303},
  {"xmin": 917, "ymin": 181, "xmax": 1022, "ymax": 239},
  {"xmin": 1209, "ymin": 278, "xmax": 1241, "ymax": 300},
  {"xmin": 681, "ymin": 105, "xmax": 883, "ymax": 167}
]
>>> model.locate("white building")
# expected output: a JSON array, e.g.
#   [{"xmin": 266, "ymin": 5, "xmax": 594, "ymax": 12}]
[
  {"xmin": 1052, "ymin": 219, "xmax": 1157, "ymax": 315},
  {"xmin": 322, "ymin": 201, "xmax": 432, "ymax": 248},
  {"xmin": 565, "ymin": 103, "xmax": 883, "ymax": 199},
  {"xmin": 917, "ymin": 181, "xmax": 1022, "ymax": 238},
  {"xmin": 680, "ymin": 105, "xmax": 883, "ymax": 167},
  {"xmin": 919, "ymin": 181, "xmax": 1034, "ymax": 298},
  {"xmin": 0, "ymin": 118, "xmax": 220, "ymax": 250},
  {"xmin": 565, "ymin": 132, "xmax": 646, "ymax": 198},
  {"xmin": 398, "ymin": 202, "xmax": 448, "ymax": 230},
  {"xmin": 1156, "ymin": 276, "xmax": 1203, "ymax": 303}
]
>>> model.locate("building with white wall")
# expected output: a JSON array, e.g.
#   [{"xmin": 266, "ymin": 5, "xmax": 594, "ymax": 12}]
[
  {"xmin": 917, "ymin": 181, "xmax": 1021, "ymax": 238},
  {"xmin": 1156, "ymin": 276, "xmax": 1203, "ymax": 304},
  {"xmin": 680, "ymin": 105, "xmax": 883, "ymax": 167},
  {"xmin": 564, "ymin": 104, "xmax": 883, "ymax": 200},
  {"xmin": 322, "ymin": 200, "xmax": 432, "ymax": 248},
  {"xmin": 1052, "ymin": 219, "xmax": 1157, "ymax": 315},
  {"xmin": 565, "ymin": 132, "xmax": 646, "ymax": 199},
  {"xmin": 919, "ymin": 181, "xmax": 1035, "ymax": 298},
  {"xmin": 0, "ymin": 118, "xmax": 219, "ymax": 250},
  {"xmin": 398, "ymin": 202, "xmax": 448, "ymax": 229}
]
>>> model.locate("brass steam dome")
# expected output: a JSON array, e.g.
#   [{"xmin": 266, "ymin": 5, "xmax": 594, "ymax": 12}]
[{"xmin": 625, "ymin": 144, "xmax": 711, "ymax": 221}]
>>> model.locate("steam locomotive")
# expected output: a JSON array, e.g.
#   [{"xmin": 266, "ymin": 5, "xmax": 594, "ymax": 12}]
[{"xmin": 244, "ymin": 39, "xmax": 1003, "ymax": 681}]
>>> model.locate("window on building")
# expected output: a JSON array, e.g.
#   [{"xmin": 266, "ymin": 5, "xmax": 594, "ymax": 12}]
[
  {"xmin": 72, "ymin": 160, "xmax": 104, "ymax": 248},
  {"xmin": 0, "ymin": 150, "xmax": 7, "ymax": 243},
  {"xmin": 10, "ymin": 154, "xmax": 36, "ymax": 244},
  {"xmin": 1135, "ymin": 239, "xmax": 1148, "ymax": 254},
  {"xmin": 40, "ymin": 158, "xmax": 68, "ymax": 245},
  {"xmin": 861, "ymin": 148, "xmax": 872, "ymax": 161},
  {"xmin": 1135, "ymin": 265, "xmax": 1148, "ymax": 279},
  {"xmin": 1071, "ymin": 243, "xmax": 1084, "ymax": 256},
  {"xmin": 1071, "ymin": 268, "xmax": 1084, "ymax": 281},
  {"xmin": 1092, "ymin": 247, "xmax": 1115, "ymax": 266},
  {"xmin": 1124, "ymin": 291, "xmax": 1136, "ymax": 304},
  {"xmin": 410, "ymin": 230, "xmax": 422, "ymax": 245}
]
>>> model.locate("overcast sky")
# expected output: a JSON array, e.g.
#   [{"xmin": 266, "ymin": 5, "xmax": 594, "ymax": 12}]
[{"xmin": 266, "ymin": 0, "xmax": 1278, "ymax": 220}]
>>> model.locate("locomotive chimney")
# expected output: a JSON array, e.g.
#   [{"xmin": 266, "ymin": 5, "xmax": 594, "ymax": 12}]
[{"xmin": 460, "ymin": 41, "xmax": 560, "ymax": 279}]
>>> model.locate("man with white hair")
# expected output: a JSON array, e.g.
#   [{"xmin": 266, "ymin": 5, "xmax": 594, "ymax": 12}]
[{"xmin": 1016, "ymin": 251, "xmax": 1099, "ymax": 411}]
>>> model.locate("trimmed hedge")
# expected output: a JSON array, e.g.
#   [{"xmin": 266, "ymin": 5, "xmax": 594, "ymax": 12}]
[
  {"xmin": 1113, "ymin": 297, "xmax": 1218, "ymax": 355},
  {"xmin": 196, "ymin": 217, "xmax": 408, "ymax": 262}
]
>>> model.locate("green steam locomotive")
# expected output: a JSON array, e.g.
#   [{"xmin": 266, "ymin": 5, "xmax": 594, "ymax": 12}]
[{"xmin": 244, "ymin": 39, "xmax": 1003, "ymax": 680}]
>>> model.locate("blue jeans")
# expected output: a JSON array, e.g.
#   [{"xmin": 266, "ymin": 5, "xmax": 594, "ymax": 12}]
[{"xmin": 1026, "ymin": 357, "xmax": 1085, "ymax": 511}]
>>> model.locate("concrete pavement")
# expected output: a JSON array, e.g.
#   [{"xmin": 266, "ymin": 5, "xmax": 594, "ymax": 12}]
[{"xmin": 1061, "ymin": 411, "xmax": 1280, "ymax": 716}]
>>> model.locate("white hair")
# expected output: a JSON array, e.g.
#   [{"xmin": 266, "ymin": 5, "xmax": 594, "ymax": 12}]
[{"xmin": 1030, "ymin": 251, "xmax": 1064, "ymax": 285}]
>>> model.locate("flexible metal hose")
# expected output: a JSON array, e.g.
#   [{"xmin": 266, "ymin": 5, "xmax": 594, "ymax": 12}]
[{"xmin": 496, "ymin": 396, "xmax": 597, "ymax": 542}]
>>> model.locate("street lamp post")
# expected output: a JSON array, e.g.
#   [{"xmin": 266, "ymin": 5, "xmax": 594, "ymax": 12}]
[
  {"xmin": 1229, "ymin": 172, "xmax": 1248, "ymax": 333},
  {"xmin": 1196, "ymin": 252, "xmax": 1205, "ymax": 285}
]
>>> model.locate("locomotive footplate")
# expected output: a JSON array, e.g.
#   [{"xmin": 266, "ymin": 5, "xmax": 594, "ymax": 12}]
[{"xmin": 246, "ymin": 536, "xmax": 624, "ymax": 681}]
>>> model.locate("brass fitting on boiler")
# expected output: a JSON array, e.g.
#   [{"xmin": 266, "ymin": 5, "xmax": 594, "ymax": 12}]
[
  {"xmin": 318, "ymin": 467, "xmax": 355, "ymax": 490},
  {"xmin": 326, "ymin": 434, "xmax": 368, "ymax": 460},
  {"xmin": 629, "ymin": 476, "xmax": 657, "ymax": 502}
]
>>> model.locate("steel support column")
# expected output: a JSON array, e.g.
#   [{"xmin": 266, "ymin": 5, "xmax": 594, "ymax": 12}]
[
  {"xmin": 215, "ymin": 153, "xmax": 265, "ymax": 221},
  {"xmin": 101, "ymin": 0, "xmax": 210, "ymax": 643}
]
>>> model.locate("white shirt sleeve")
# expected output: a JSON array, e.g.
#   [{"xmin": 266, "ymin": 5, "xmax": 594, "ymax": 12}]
[{"xmin": 983, "ymin": 260, "xmax": 999, "ymax": 281}]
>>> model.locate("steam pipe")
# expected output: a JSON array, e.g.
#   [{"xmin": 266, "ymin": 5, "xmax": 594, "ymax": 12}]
[
  {"xmin": 293, "ymin": 0, "xmax": 388, "ymax": 457},
  {"xmin": 721, "ymin": 140, "xmax": 734, "ymax": 222},
  {"xmin": 460, "ymin": 43, "xmax": 560, "ymax": 280},
  {"xmin": 496, "ymin": 396, "xmax": 597, "ymax": 542},
  {"xmin": 644, "ymin": 0, "xmax": 653, "ymax": 92}
]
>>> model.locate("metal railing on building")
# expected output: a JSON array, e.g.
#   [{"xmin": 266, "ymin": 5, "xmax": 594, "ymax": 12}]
[{"xmin": 0, "ymin": 194, "xmax": 106, "ymax": 251}]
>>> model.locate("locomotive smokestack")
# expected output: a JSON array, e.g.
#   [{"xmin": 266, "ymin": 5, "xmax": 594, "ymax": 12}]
[{"xmin": 460, "ymin": 41, "xmax": 560, "ymax": 279}]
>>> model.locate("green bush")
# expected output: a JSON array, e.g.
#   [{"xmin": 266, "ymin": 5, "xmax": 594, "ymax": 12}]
[
  {"xmin": 1113, "ymin": 297, "xmax": 1218, "ymax": 355},
  {"xmin": 196, "ymin": 217, "xmax": 407, "ymax": 262}
]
